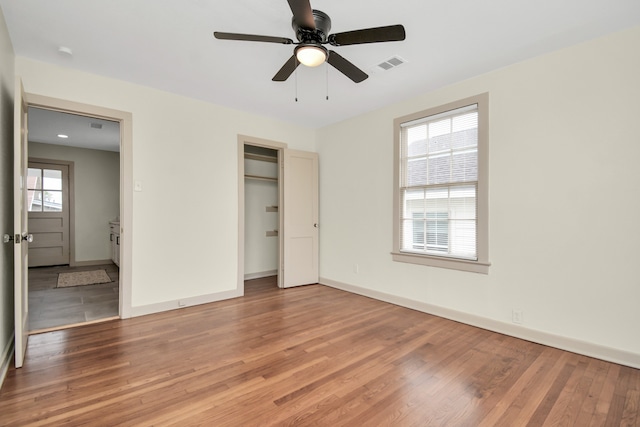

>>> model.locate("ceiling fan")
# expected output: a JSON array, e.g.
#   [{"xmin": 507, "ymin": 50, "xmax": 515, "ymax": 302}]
[{"xmin": 213, "ymin": 0, "xmax": 406, "ymax": 83}]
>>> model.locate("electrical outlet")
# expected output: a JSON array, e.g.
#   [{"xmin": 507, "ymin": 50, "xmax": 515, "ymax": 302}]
[
  {"xmin": 178, "ymin": 300, "xmax": 186, "ymax": 307},
  {"xmin": 354, "ymin": 264, "xmax": 359, "ymax": 274},
  {"xmin": 512, "ymin": 309, "xmax": 523, "ymax": 324}
]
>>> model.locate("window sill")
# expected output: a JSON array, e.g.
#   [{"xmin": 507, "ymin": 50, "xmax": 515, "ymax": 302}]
[{"xmin": 391, "ymin": 251, "xmax": 490, "ymax": 274}]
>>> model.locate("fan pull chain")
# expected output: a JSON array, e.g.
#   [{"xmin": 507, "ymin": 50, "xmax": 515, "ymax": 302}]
[
  {"xmin": 295, "ymin": 64, "xmax": 299, "ymax": 102},
  {"xmin": 326, "ymin": 62, "xmax": 329, "ymax": 100}
]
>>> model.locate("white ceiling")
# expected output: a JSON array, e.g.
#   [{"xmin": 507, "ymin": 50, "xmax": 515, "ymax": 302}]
[
  {"xmin": 2, "ymin": 0, "xmax": 640, "ymax": 130},
  {"xmin": 28, "ymin": 107, "xmax": 120, "ymax": 152}
]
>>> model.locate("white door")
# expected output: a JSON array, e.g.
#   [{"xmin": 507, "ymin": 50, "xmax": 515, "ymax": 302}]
[
  {"xmin": 27, "ymin": 162, "xmax": 70, "ymax": 267},
  {"xmin": 14, "ymin": 78, "xmax": 30, "ymax": 368},
  {"xmin": 282, "ymin": 149, "xmax": 319, "ymax": 288}
]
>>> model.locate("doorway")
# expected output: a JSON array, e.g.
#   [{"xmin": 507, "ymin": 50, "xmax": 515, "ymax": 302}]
[
  {"xmin": 243, "ymin": 145, "xmax": 280, "ymax": 289},
  {"xmin": 19, "ymin": 93, "xmax": 133, "ymax": 334},
  {"xmin": 238, "ymin": 135, "xmax": 286, "ymax": 292},
  {"xmin": 26, "ymin": 107, "xmax": 121, "ymax": 331}
]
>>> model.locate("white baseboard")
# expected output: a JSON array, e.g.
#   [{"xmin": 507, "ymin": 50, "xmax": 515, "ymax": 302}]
[
  {"xmin": 244, "ymin": 270, "xmax": 277, "ymax": 280},
  {"xmin": 130, "ymin": 288, "xmax": 243, "ymax": 317},
  {"xmin": 320, "ymin": 277, "xmax": 640, "ymax": 369},
  {"xmin": 71, "ymin": 259, "xmax": 114, "ymax": 267},
  {"xmin": 1, "ymin": 333, "xmax": 15, "ymax": 389}
]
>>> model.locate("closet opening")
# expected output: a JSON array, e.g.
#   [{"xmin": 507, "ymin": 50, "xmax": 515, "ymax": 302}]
[{"xmin": 243, "ymin": 144, "xmax": 281, "ymax": 290}]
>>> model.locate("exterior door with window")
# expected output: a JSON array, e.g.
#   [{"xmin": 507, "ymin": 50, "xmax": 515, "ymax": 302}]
[{"xmin": 27, "ymin": 162, "xmax": 70, "ymax": 266}]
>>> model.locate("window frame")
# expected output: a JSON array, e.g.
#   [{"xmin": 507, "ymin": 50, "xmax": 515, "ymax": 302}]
[
  {"xmin": 392, "ymin": 93, "xmax": 490, "ymax": 274},
  {"xmin": 27, "ymin": 166, "xmax": 64, "ymax": 212}
]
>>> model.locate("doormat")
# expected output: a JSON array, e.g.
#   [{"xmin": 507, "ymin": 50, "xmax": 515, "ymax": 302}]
[{"xmin": 57, "ymin": 269, "xmax": 112, "ymax": 288}]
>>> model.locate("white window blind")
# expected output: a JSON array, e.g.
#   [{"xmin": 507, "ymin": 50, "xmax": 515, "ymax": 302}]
[{"xmin": 399, "ymin": 104, "xmax": 478, "ymax": 260}]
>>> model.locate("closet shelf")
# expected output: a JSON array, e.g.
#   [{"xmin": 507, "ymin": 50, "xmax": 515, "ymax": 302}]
[{"xmin": 244, "ymin": 174, "xmax": 277, "ymax": 182}]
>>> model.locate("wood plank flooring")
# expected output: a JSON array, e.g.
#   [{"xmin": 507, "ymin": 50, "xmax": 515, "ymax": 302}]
[
  {"xmin": 28, "ymin": 264, "xmax": 119, "ymax": 332},
  {"xmin": 1, "ymin": 277, "xmax": 639, "ymax": 426}
]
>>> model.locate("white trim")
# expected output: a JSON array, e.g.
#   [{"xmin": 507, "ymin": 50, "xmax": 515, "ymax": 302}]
[
  {"xmin": 244, "ymin": 270, "xmax": 278, "ymax": 280},
  {"xmin": 71, "ymin": 259, "xmax": 113, "ymax": 267},
  {"xmin": 0, "ymin": 332, "xmax": 15, "ymax": 388},
  {"xmin": 130, "ymin": 289, "xmax": 243, "ymax": 317},
  {"xmin": 319, "ymin": 277, "xmax": 640, "ymax": 369}
]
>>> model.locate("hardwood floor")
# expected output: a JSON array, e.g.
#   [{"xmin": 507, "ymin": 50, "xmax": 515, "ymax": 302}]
[
  {"xmin": 28, "ymin": 264, "xmax": 119, "ymax": 332},
  {"xmin": 1, "ymin": 277, "xmax": 639, "ymax": 426}
]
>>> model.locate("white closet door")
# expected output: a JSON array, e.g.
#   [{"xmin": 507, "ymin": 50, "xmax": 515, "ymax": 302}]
[{"xmin": 282, "ymin": 149, "xmax": 318, "ymax": 288}]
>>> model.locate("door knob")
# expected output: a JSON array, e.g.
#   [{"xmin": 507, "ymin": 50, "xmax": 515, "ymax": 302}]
[{"xmin": 4, "ymin": 234, "xmax": 30, "ymax": 243}]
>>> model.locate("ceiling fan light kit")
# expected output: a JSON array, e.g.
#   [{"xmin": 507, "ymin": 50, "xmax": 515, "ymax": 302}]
[
  {"xmin": 295, "ymin": 44, "xmax": 327, "ymax": 67},
  {"xmin": 214, "ymin": 0, "xmax": 406, "ymax": 84}
]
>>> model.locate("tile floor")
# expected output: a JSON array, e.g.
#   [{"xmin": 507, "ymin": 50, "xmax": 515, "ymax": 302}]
[{"xmin": 28, "ymin": 263, "xmax": 119, "ymax": 332}]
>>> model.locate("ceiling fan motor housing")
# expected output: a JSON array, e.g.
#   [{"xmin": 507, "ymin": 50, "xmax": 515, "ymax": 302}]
[
  {"xmin": 214, "ymin": 1, "xmax": 406, "ymax": 83},
  {"xmin": 293, "ymin": 9, "xmax": 331, "ymax": 44}
]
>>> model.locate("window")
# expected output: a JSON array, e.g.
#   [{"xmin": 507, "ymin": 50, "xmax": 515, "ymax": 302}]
[
  {"xmin": 27, "ymin": 167, "xmax": 63, "ymax": 212},
  {"xmin": 392, "ymin": 93, "xmax": 490, "ymax": 273},
  {"xmin": 412, "ymin": 211, "xmax": 449, "ymax": 253}
]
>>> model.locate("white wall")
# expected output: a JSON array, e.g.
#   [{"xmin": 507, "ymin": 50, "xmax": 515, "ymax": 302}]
[
  {"xmin": 244, "ymin": 158, "xmax": 279, "ymax": 277},
  {"xmin": 317, "ymin": 26, "xmax": 640, "ymax": 367},
  {"xmin": 28, "ymin": 142, "xmax": 119, "ymax": 263},
  {"xmin": 16, "ymin": 58, "xmax": 316, "ymax": 311}
]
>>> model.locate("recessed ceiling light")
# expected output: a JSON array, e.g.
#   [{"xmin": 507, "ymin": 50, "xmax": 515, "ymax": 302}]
[{"xmin": 57, "ymin": 134, "xmax": 69, "ymax": 139}]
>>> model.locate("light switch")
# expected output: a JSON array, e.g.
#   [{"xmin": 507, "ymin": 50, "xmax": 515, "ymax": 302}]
[{"xmin": 134, "ymin": 180, "xmax": 143, "ymax": 192}]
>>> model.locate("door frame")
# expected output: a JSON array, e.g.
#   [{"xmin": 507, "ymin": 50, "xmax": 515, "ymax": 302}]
[
  {"xmin": 237, "ymin": 135, "xmax": 287, "ymax": 292},
  {"xmin": 27, "ymin": 158, "xmax": 74, "ymax": 267},
  {"xmin": 25, "ymin": 93, "xmax": 134, "ymax": 318}
]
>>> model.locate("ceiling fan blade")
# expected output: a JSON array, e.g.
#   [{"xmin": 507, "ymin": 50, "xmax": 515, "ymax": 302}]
[
  {"xmin": 328, "ymin": 24, "xmax": 406, "ymax": 46},
  {"xmin": 272, "ymin": 55, "xmax": 300, "ymax": 82},
  {"xmin": 327, "ymin": 51, "xmax": 368, "ymax": 83},
  {"xmin": 214, "ymin": 32, "xmax": 294, "ymax": 44},
  {"xmin": 287, "ymin": 0, "xmax": 315, "ymax": 29}
]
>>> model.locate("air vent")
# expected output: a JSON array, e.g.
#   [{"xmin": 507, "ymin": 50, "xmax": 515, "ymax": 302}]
[
  {"xmin": 90, "ymin": 123, "xmax": 103, "ymax": 129},
  {"xmin": 376, "ymin": 56, "xmax": 406, "ymax": 71}
]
